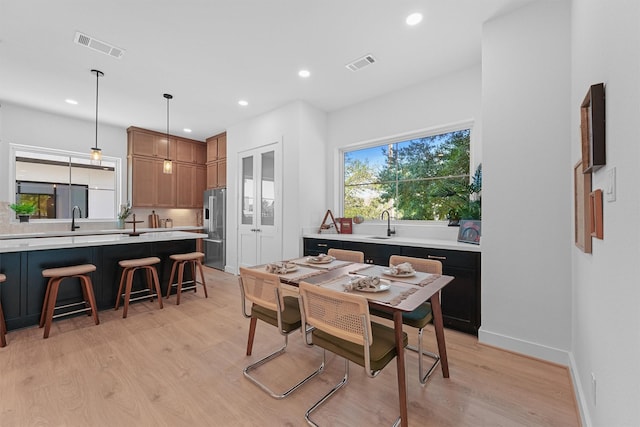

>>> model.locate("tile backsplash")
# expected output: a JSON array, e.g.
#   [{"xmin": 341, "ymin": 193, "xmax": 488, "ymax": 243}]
[{"xmin": 0, "ymin": 202, "xmax": 201, "ymax": 235}]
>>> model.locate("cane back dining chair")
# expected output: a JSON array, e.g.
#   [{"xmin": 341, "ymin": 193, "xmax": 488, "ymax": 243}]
[
  {"xmin": 327, "ymin": 248, "xmax": 364, "ymax": 264},
  {"xmin": 298, "ymin": 281, "xmax": 407, "ymax": 427},
  {"xmin": 238, "ymin": 267, "xmax": 323, "ymax": 399},
  {"xmin": 370, "ymin": 255, "xmax": 442, "ymax": 384}
]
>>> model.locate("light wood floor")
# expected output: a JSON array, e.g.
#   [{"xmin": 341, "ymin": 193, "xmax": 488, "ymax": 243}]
[{"xmin": 0, "ymin": 267, "xmax": 580, "ymax": 426}]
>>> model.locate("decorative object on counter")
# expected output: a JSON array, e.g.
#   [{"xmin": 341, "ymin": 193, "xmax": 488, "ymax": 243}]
[
  {"xmin": 318, "ymin": 209, "xmax": 340, "ymax": 234},
  {"xmin": 337, "ymin": 217, "xmax": 353, "ymax": 234},
  {"xmin": 149, "ymin": 210, "xmax": 160, "ymax": 228},
  {"xmin": 9, "ymin": 201, "xmax": 36, "ymax": 222},
  {"xmin": 164, "ymin": 218, "xmax": 173, "ymax": 228},
  {"xmin": 162, "ymin": 93, "xmax": 173, "ymax": 174},
  {"xmin": 353, "ymin": 215, "xmax": 364, "ymax": 224},
  {"xmin": 581, "ymin": 83, "xmax": 606, "ymax": 173},
  {"xmin": 126, "ymin": 213, "xmax": 144, "ymax": 236},
  {"xmin": 457, "ymin": 219, "xmax": 481, "ymax": 245},
  {"xmin": 89, "ymin": 69, "xmax": 104, "ymax": 165},
  {"xmin": 118, "ymin": 201, "xmax": 132, "ymax": 229}
]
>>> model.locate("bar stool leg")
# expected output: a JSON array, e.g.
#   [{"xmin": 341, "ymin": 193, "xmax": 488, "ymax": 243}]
[
  {"xmin": 0, "ymin": 299, "xmax": 7, "ymax": 348},
  {"xmin": 122, "ymin": 267, "xmax": 136, "ymax": 318},
  {"xmin": 79, "ymin": 275, "xmax": 100, "ymax": 326},
  {"xmin": 176, "ymin": 261, "xmax": 186, "ymax": 305},
  {"xmin": 39, "ymin": 278, "xmax": 53, "ymax": 328},
  {"xmin": 43, "ymin": 278, "xmax": 62, "ymax": 339},
  {"xmin": 195, "ymin": 259, "xmax": 208, "ymax": 298},
  {"xmin": 115, "ymin": 266, "xmax": 128, "ymax": 310},
  {"xmin": 150, "ymin": 267, "xmax": 163, "ymax": 310},
  {"xmin": 165, "ymin": 260, "xmax": 179, "ymax": 299}
]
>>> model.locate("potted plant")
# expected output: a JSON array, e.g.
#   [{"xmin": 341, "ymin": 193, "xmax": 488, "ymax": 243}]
[
  {"xmin": 9, "ymin": 201, "xmax": 37, "ymax": 222},
  {"xmin": 117, "ymin": 202, "xmax": 132, "ymax": 229}
]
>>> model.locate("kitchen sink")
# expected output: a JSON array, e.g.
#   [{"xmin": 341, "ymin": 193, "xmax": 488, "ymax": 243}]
[{"xmin": 369, "ymin": 236, "xmax": 392, "ymax": 240}]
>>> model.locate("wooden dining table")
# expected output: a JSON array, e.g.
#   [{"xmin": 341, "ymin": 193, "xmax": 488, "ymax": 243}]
[{"xmin": 255, "ymin": 258, "xmax": 454, "ymax": 427}]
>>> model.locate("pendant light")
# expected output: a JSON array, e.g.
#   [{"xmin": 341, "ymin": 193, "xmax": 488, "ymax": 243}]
[
  {"xmin": 162, "ymin": 93, "xmax": 173, "ymax": 174},
  {"xmin": 90, "ymin": 69, "xmax": 104, "ymax": 165}
]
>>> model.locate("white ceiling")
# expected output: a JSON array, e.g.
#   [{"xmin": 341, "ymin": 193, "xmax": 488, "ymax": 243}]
[{"xmin": 0, "ymin": 0, "xmax": 532, "ymax": 142}]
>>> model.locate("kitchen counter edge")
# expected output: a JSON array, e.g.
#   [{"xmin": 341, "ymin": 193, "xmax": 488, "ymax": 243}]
[{"xmin": 303, "ymin": 233, "xmax": 481, "ymax": 252}]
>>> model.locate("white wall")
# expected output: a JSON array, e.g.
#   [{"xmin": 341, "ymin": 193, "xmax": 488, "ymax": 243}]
[
  {"xmin": 0, "ymin": 102, "xmax": 127, "ymax": 203},
  {"xmin": 571, "ymin": 1, "xmax": 640, "ymax": 426},
  {"xmin": 480, "ymin": 1, "xmax": 572, "ymax": 363},
  {"xmin": 226, "ymin": 100, "xmax": 326, "ymax": 272},
  {"xmin": 326, "ymin": 64, "xmax": 482, "ymax": 212}
]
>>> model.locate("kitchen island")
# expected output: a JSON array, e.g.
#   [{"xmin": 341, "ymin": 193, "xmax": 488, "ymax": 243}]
[{"xmin": 0, "ymin": 231, "xmax": 207, "ymax": 331}]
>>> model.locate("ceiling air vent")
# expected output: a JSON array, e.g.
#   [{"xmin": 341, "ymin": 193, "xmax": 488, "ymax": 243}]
[
  {"xmin": 74, "ymin": 31, "xmax": 125, "ymax": 59},
  {"xmin": 345, "ymin": 54, "xmax": 376, "ymax": 72}
]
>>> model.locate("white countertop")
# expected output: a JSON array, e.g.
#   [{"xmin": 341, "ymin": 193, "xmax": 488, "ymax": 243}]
[
  {"xmin": 303, "ymin": 233, "xmax": 481, "ymax": 252},
  {"xmin": 0, "ymin": 231, "xmax": 207, "ymax": 254},
  {"xmin": 0, "ymin": 226, "xmax": 204, "ymax": 240}
]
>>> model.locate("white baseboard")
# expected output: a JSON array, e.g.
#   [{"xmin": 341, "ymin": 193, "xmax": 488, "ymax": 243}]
[
  {"xmin": 478, "ymin": 328, "xmax": 592, "ymax": 426},
  {"xmin": 568, "ymin": 352, "xmax": 593, "ymax": 427},
  {"xmin": 478, "ymin": 327, "xmax": 569, "ymax": 365}
]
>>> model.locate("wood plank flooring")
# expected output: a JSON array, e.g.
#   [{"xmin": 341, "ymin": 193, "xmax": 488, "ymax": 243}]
[{"xmin": 0, "ymin": 267, "xmax": 580, "ymax": 426}]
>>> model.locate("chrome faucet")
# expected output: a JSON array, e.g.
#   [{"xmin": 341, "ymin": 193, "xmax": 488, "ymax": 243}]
[
  {"xmin": 381, "ymin": 210, "xmax": 395, "ymax": 237},
  {"xmin": 71, "ymin": 206, "xmax": 81, "ymax": 231}
]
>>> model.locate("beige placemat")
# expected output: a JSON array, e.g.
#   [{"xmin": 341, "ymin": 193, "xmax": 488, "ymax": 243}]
[
  {"xmin": 276, "ymin": 266, "xmax": 327, "ymax": 283},
  {"xmin": 316, "ymin": 274, "xmax": 418, "ymax": 306},
  {"xmin": 349, "ymin": 265, "xmax": 441, "ymax": 287},
  {"xmin": 290, "ymin": 257, "xmax": 353, "ymax": 270}
]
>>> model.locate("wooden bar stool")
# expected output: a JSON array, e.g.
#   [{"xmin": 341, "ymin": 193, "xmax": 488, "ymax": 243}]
[
  {"xmin": 39, "ymin": 264, "xmax": 100, "ymax": 339},
  {"xmin": 0, "ymin": 273, "xmax": 7, "ymax": 347},
  {"xmin": 115, "ymin": 257, "xmax": 163, "ymax": 318},
  {"xmin": 165, "ymin": 252, "xmax": 208, "ymax": 305}
]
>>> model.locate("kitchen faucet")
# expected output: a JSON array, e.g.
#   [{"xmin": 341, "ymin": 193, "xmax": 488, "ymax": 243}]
[
  {"xmin": 381, "ymin": 210, "xmax": 395, "ymax": 237},
  {"xmin": 71, "ymin": 206, "xmax": 81, "ymax": 231}
]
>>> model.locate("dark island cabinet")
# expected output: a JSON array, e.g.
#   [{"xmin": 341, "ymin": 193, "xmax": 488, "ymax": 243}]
[
  {"xmin": 0, "ymin": 239, "xmax": 196, "ymax": 331},
  {"xmin": 303, "ymin": 237, "xmax": 481, "ymax": 335}
]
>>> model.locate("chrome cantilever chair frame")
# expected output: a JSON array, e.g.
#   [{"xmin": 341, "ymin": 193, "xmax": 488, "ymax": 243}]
[
  {"xmin": 299, "ymin": 282, "xmax": 404, "ymax": 427},
  {"xmin": 375, "ymin": 255, "xmax": 442, "ymax": 384},
  {"xmin": 238, "ymin": 269, "xmax": 323, "ymax": 399}
]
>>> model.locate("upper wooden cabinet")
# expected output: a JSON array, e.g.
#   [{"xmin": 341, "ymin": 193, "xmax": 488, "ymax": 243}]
[
  {"xmin": 206, "ymin": 132, "xmax": 227, "ymax": 189},
  {"xmin": 128, "ymin": 126, "xmax": 206, "ymax": 208}
]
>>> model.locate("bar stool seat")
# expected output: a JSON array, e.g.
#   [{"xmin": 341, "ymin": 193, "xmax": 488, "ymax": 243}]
[
  {"xmin": 39, "ymin": 264, "xmax": 99, "ymax": 339},
  {"xmin": 115, "ymin": 256, "xmax": 163, "ymax": 318},
  {"xmin": 0, "ymin": 273, "xmax": 7, "ymax": 347},
  {"xmin": 165, "ymin": 252, "xmax": 208, "ymax": 305}
]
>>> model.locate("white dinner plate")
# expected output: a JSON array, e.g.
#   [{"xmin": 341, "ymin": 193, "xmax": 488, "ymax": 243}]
[
  {"xmin": 307, "ymin": 256, "xmax": 335, "ymax": 264},
  {"xmin": 352, "ymin": 283, "xmax": 390, "ymax": 293},
  {"xmin": 382, "ymin": 268, "xmax": 416, "ymax": 277}
]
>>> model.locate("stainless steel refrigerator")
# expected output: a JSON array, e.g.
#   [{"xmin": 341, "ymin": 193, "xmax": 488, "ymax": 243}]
[{"xmin": 203, "ymin": 188, "xmax": 226, "ymax": 270}]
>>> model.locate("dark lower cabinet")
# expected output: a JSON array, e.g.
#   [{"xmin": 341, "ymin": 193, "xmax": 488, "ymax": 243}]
[
  {"xmin": 303, "ymin": 237, "xmax": 481, "ymax": 335},
  {"xmin": 0, "ymin": 239, "xmax": 196, "ymax": 331}
]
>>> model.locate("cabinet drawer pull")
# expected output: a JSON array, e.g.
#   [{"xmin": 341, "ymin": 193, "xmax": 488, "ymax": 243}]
[
  {"xmin": 317, "ymin": 244, "xmax": 328, "ymax": 247},
  {"xmin": 427, "ymin": 255, "xmax": 447, "ymax": 261}
]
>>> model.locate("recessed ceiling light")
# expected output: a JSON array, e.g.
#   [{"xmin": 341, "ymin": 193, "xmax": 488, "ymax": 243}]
[
  {"xmin": 183, "ymin": 128, "xmax": 192, "ymax": 133},
  {"xmin": 406, "ymin": 12, "xmax": 423, "ymax": 26},
  {"xmin": 238, "ymin": 100, "xmax": 249, "ymax": 106},
  {"xmin": 65, "ymin": 99, "xmax": 78, "ymax": 105},
  {"xmin": 298, "ymin": 69, "xmax": 311, "ymax": 78}
]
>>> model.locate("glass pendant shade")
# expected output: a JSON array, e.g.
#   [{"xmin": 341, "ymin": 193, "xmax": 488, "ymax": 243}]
[
  {"xmin": 90, "ymin": 69, "xmax": 104, "ymax": 165},
  {"xmin": 90, "ymin": 147, "xmax": 102, "ymax": 165},
  {"xmin": 163, "ymin": 159, "xmax": 173, "ymax": 174}
]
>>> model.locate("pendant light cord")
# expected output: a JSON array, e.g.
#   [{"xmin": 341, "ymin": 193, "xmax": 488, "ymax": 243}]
[
  {"xmin": 91, "ymin": 69, "xmax": 104, "ymax": 150},
  {"xmin": 164, "ymin": 93, "xmax": 173, "ymax": 158}
]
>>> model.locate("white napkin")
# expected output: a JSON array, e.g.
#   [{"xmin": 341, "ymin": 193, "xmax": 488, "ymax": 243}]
[
  {"xmin": 310, "ymin": 253, "xmax": 332, "ymax": 262},
  {"xmin": 388, "ymin": 262, "xmax": 415, "ymax": 275},
  {"xmin": 265, "ymin": 262, "xmax": 296, "ymax": 274},
  {"xmin": 344, "ymin": 275, "xmax": 380, "ymax": 291}
]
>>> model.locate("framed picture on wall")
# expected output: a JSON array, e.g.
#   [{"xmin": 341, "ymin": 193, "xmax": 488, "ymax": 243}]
[
  {"xmin": 580, "ymin": 83, "xmax": 606, "ymax": 173},
  {"xmin": 574, "ymin": 160, "xmax": 592, "ymax": 253},
  {"xmin": 457, "ymin": 220, "xmax": 481, "ymax": 245}
]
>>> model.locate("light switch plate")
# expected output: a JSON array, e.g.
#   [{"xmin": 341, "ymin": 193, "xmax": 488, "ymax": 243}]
[{"xmin": 606, "ymin": 167, "xmax": 616, "ymax": 202}]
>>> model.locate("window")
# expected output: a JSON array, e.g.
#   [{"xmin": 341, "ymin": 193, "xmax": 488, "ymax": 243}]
[
  {"xmin": 343, "ymin": 127, "xmax": 476, "ymax": 221},
  {"xmin": 11, "ymin": 144, "xmax": 121, "ymax": 220}
]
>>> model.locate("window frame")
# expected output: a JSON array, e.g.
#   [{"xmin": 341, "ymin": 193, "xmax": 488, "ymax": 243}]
[
  {"xmin": 338, "ymin": 121, "xmax": 475, "ymax": 222},
  {"xmin": 9, "ymin": 143, "xmax": 123, "ymax": 223}
]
